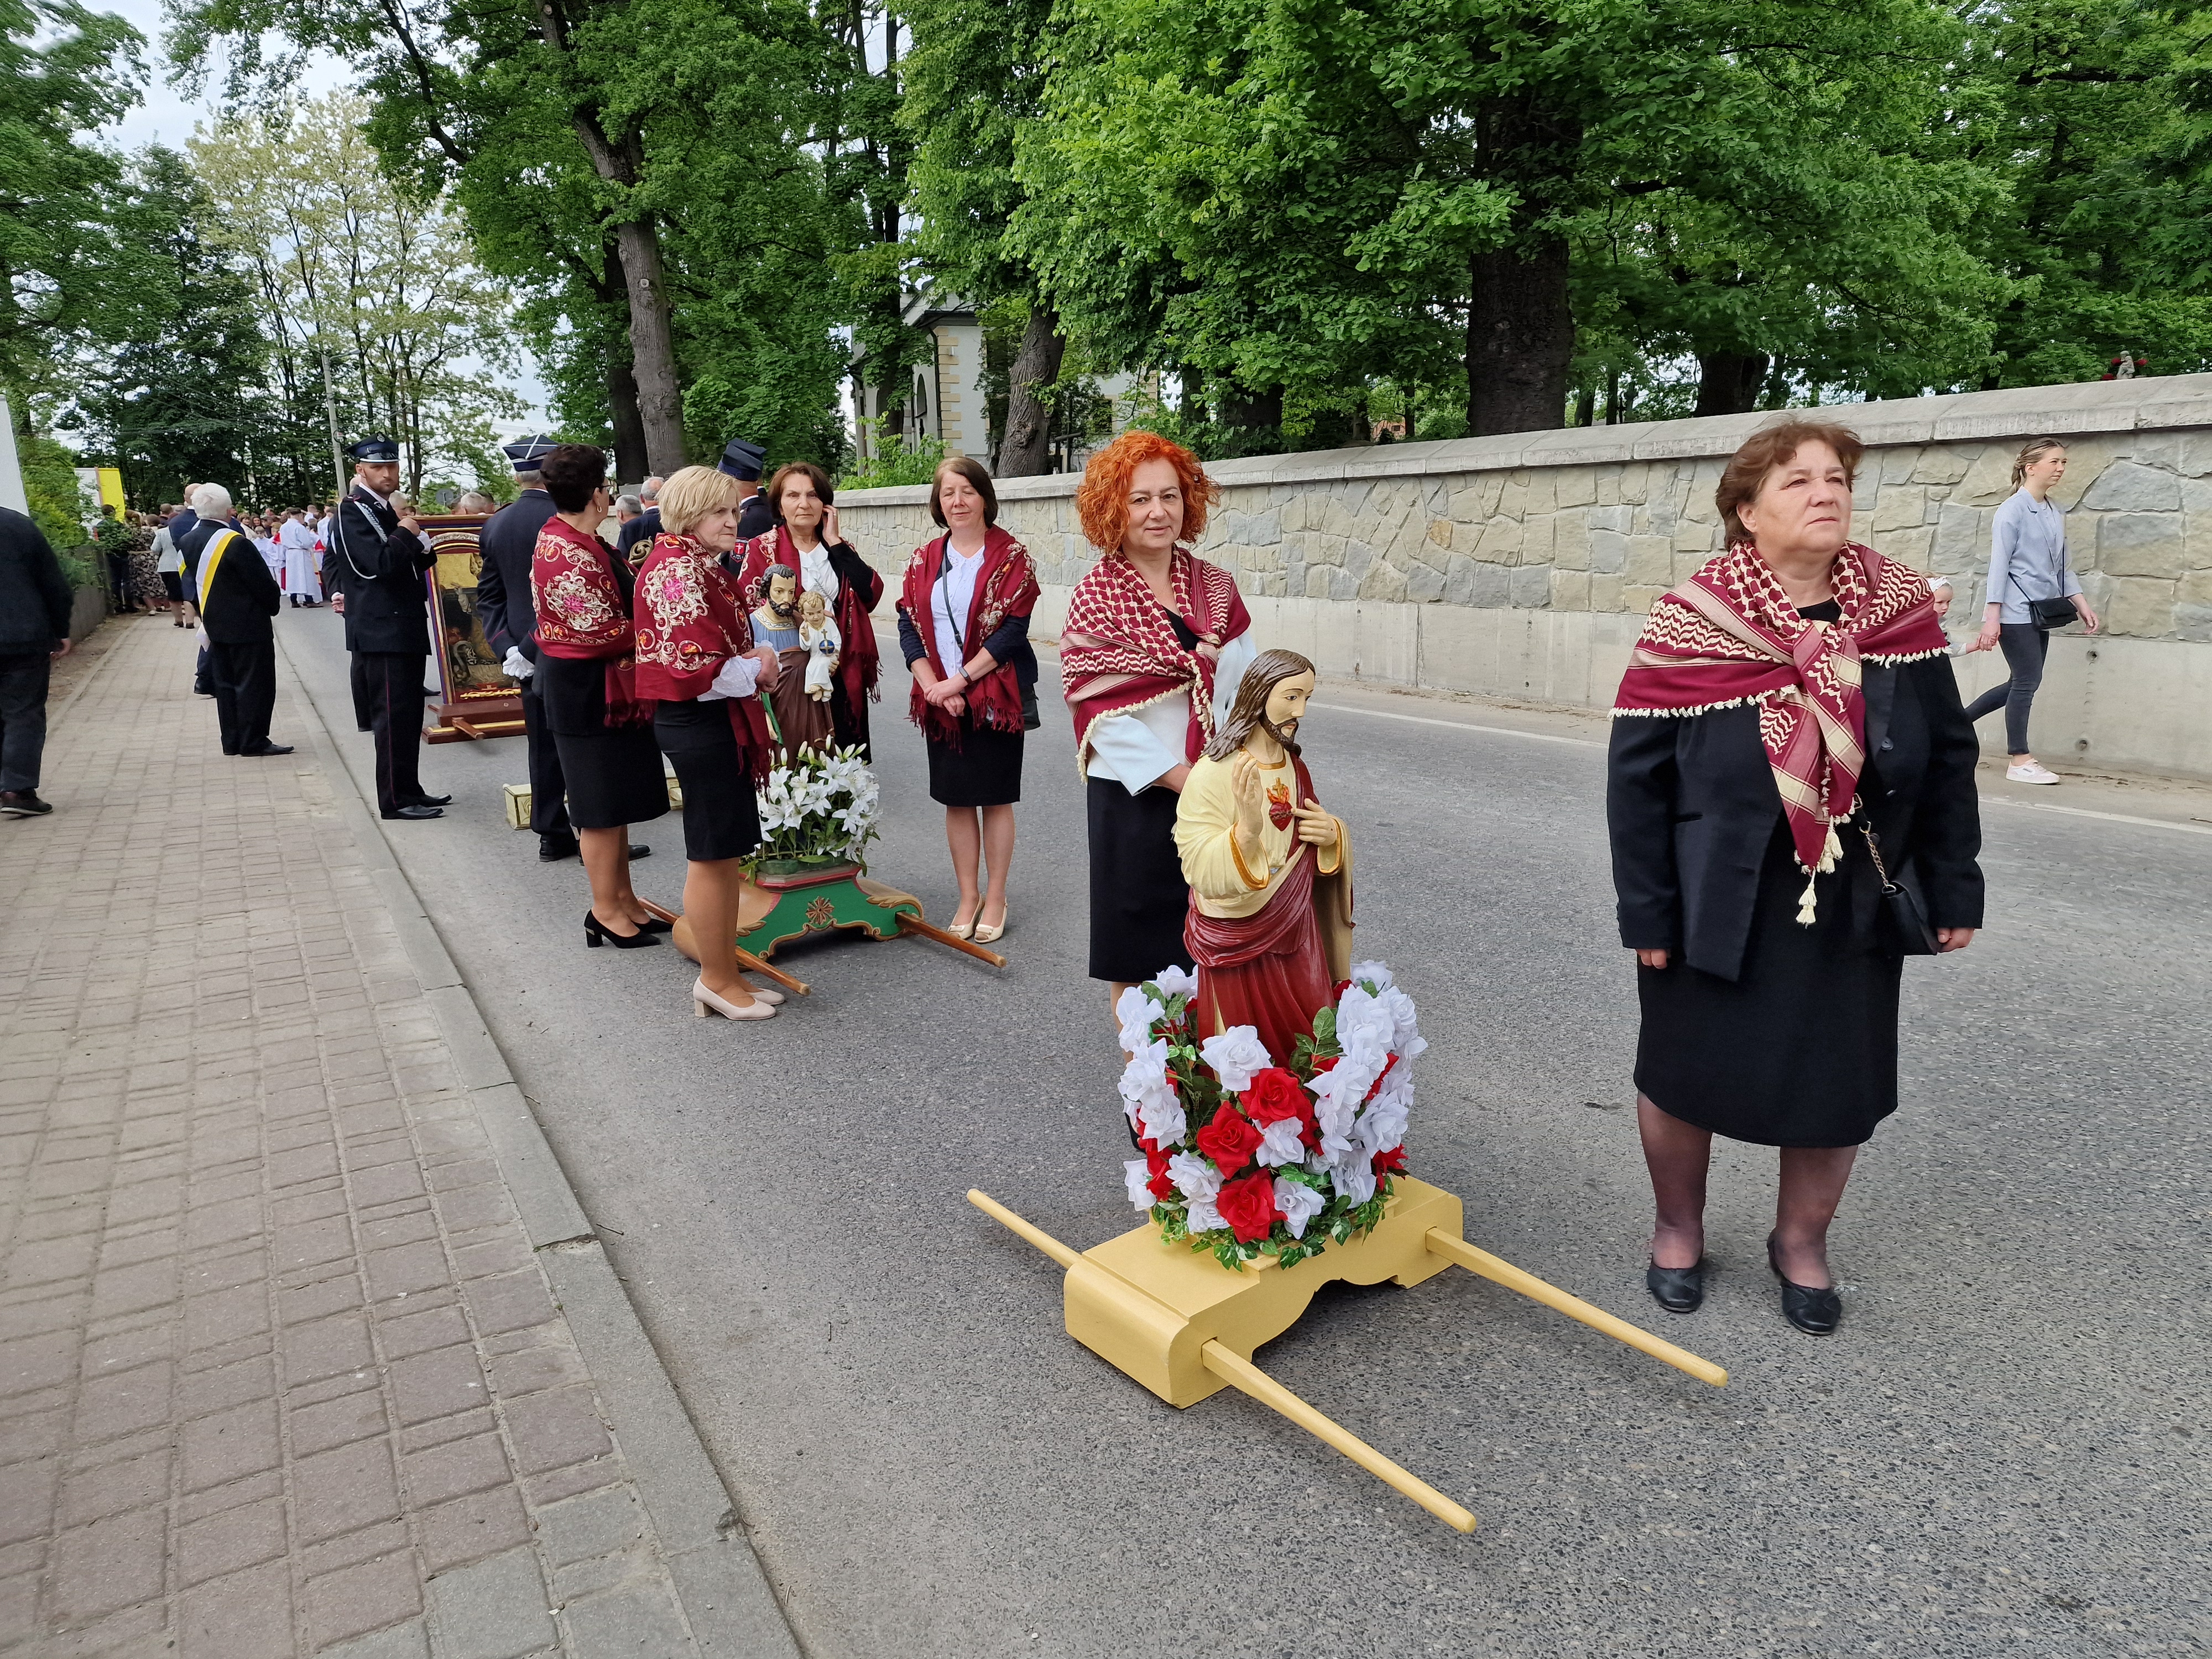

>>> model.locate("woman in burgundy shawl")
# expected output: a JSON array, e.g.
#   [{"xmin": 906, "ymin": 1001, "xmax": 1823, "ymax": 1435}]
[
  {"xmin": 732, "ymin": 461, "xmax": 883, "ymax": 756},
  {"xmin": 528, "ymin": 445, "xmax": 667, "ymax": 950},
  {"xmin": 894, "ymin": 458, "xmax": 1039, "ymax": 943},
  {"xmin": 1061, "ymin": 431, "xmax": 1253, "ymax": 1011},
  {"xmin": 633, "ymin": 466, "xmax": 784, "ymax": 1022},
  {"xmin": 1607, "ymin": 419, "xmax": 1982, "ymax": 1335}
]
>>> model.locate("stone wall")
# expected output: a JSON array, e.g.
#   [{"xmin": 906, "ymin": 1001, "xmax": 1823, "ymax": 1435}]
[{"xmin": 837, "ymin": 374, "xmax": 2212, "ymax": 778}]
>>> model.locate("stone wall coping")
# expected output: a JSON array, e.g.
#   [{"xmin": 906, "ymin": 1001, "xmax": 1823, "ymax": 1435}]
[{"xmin": 838, "ymin": 371, "xmax": 2212, "ymax": 507}]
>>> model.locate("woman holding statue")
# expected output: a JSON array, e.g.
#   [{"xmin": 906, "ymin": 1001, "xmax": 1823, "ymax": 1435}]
[
  {"xmin": 1608, "ymin": 418, "xmax": 1983, "ymax": 1335},
  {"xmin": 733, "ymin": 462, "xmax": 883, "ymax": 755},
  {"xmin": 895, "ymin": 457, "xmax": 1039, "ymax": 945},
  {"xmin": 633, "ymin": 465, "xmax": 785, "ymax": 1022},
  {"xmin": 528, "ymin": 445, "xmax": 667, "ymax": 951},
  {"xmin": 1062, "ymin": 431, "xmax": 1255, "ymax": 1011}
]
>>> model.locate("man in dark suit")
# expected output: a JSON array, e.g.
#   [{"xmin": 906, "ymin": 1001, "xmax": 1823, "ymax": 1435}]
[
  {"xmin": 726, "ymin": 438, "xmax": 774, "ymax": 542},
  {"xmin": 0, "ymin": 503, "xmax": 75, "ymax": 816},
  {"xmin": 177, "ymin": 484, "xmax": 289, "ymax": 757},
  {"xmin": 327, "ymin": 437, "xmax": 447, "ymax": 820},
  {"xmin": 474, "ymin": 435, "xmax": 577, "ymax": 859},
  {"xmin": 614, "ymin": 473, "xmax": 662, "ymax": 564}
]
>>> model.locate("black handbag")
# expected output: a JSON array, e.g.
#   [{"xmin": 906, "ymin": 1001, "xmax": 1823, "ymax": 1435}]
[
  {"xmin": 1861, "ymin": 826, "xmax": 1940, "ymax": 956},
  {"xmin": 2011, "ymin": 568, "xmax": 2078, "ymax": 630}
]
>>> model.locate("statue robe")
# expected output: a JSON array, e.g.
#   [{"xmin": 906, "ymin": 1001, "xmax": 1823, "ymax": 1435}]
[
  {"xmin": 752, "ymin": 613, "xmax": 834, "ymax": 757},
  {"xmin": 1173, "ymin": 750, "xmax": 1353, "ymax": 1065}
]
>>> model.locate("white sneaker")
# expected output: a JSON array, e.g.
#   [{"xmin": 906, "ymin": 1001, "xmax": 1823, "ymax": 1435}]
[{"xmin": 2006, "ymin": 761, "xmax": 2060, "ymax": 785}]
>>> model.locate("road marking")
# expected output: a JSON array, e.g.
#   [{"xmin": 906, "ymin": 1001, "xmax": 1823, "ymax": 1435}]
[
  {"xmin": 1323, "ymin": 701, "xmax": 2212, "ymax": 838},
  {"xmin": 1318, "ymin": 702, "xmax": 1603, "ymax": 749}
]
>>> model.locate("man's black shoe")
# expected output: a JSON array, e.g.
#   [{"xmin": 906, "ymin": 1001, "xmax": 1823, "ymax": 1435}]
[
  {"xmin": 239, "ymin": 743, "xmax": 295, "ymax": 757},
  {"xmin": 383, "ymin": 804, "xmax": 444, "ymax": 821},
  {"xmin": 408, "ymin": 792, "xmax": 453, "ymax": 806},
  {"xmin": 0, "ymin": 790, "xmax": 53, "ymax": 817},
  {"xmin": 539, "ymin": 834, "xmax": 581, "ymax": 861}
]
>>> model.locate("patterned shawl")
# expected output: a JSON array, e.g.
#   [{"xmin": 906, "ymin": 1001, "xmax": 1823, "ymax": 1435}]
[
  {"xmin": 895, "ymin": 525, "xmax": 1040, "ymax": 744},
  {"xmin": 1615, "ymin": 540, "xmax": 1948, "ymax": 909},
  {"xmin": 734, "ymin": 526, "xmax": 883, "ymax": 712},
  {"xmin": 531, "ymin": 515, "xmax": 648, "ymax": 726},
  {"xmin": 632, "ymin": 530, "xmax": 775, "ymax": 781},
  {"xmin": 1061, "ymin": 547, "xmax": 1251, "ymax": 766}
]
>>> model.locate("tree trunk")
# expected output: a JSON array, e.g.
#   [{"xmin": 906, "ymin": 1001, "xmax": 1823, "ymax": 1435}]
[
  {"xmin": 1693, "ymin": 349, "xmax": 1771, "ymax": 418},
  {"xmin": 604, "ymin": 351, "xmax": 649, "ymax": 484},
  {"xmin": 996, "ymin": 303, "xmax": 1066, "ymax": 476},
  {"xmin": 1220, "ymin": 384, "xmax": 1283, "ymax": 430},
  {"xmin": 613, "ymin": 217, "xmax": 686, "ymax": 473},
  {"xmin": 1464, "ymin": 234, "xmax": 1573, "ymax": 436}
]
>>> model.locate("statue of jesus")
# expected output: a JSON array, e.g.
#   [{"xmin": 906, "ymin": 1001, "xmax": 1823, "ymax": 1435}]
[{"xmin": 1172, "ymin": 648, "xmax": 1353, "ymax": 1063}]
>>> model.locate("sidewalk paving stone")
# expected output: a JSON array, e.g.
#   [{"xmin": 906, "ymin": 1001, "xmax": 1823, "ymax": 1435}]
[{"xmin": 0, "ymin": 618, "xmax": 791, "ymax": 1657}]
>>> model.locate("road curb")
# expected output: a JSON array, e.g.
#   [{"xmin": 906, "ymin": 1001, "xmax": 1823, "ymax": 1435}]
[{"xmin": 274, "ymin": 629, "xmax": 804, "ymax": 1658}]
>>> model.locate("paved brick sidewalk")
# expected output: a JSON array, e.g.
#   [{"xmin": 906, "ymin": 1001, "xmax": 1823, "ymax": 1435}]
[{"xmin": 0, "ymin": 617, "xmax": 792, "ymax": 1658}]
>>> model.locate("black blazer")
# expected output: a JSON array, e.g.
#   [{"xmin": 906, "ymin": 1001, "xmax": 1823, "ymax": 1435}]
[
  {"xmin": 328, "ymin": 487, "xmax": 435, "ymax": 655},
  {"xmin": 0, "ymin": 506, "xmax": 73, "ymax": 652},
  {"xmin": 474, "ymin": 489, "xmax": 557, "ymax": 660},
  {"xmin": 177, "ymin": 519, "xmax": 280, "ymax": 644},
  {"xmin": 615, "ymin": 505, "xmax": 660, "ymax": 562},
  {"xmin": 1607, "ymin": 655, "xmax": 1984, "ymax": 980}
]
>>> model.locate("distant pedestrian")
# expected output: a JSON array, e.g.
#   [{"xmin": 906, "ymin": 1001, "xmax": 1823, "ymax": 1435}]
[
  {"xmin": 279, "ymin": 508, "xmax": 322, "ymax": 606},
  {"xmin": 177, "ymin": 487, "xmax": 290, "ymax": 758},
  {"xmin": 1609, "ymin": 419, "xmax": 1983, "ymax": 1336},
  {"xmin": 153, "ymin": 508, "xmax": 189, "ymax": 624},
  {"xmin": 0, "ymin": 504, "xmax": 75, "ymax": 816},
  {"xmin": 126, "ymin": 514, "xmax": 163, "ymax": 612},
  {"xmin": 93, "ymin": 506, "xmax": 134, "ymax": 615},
  {"xmin": 1964, "ymin": 439, "xmax": 2101, "ymax": 785}
]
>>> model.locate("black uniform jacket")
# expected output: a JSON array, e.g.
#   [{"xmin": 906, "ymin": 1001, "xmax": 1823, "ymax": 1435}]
[
  {"xmin": 1606, "ymin": 654, "xmax": 1984, "ymax": 982},
  {"xmin": 178, "ymin": 519, "xmax": 280, "ymax": 645},
  {"xmin": 328, "ymin": 487, "xmax": 435, "ymax": 655},
  {"xmin": 474, "ymin": 490, "xmax": 557, "ymax": 661},
  {"xmin": 615, "ymin": 505, "xmax": 659, "ymax": 563}
]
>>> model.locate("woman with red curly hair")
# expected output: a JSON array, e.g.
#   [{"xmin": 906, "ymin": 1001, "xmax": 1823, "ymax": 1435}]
[{"xmin": 1063, "ymin": 431, "xmax": 1255, "ymax": 1010}]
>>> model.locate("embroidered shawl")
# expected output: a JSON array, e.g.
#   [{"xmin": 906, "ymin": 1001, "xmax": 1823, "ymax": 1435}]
[
  {"xmin": 734, "ymin": 527, "xmax": 882, "ymax": 713},
  {"xmin": 532, "ymin": 516, "xmax": 649, "ymax": 726},
  {"xmin": 1614, "ymin": 540, "xmax": 1948, "ymax": 898},
  {"xmin": 895, "ymin": 525, "xmax": 1040, "ymax": 744},
  {"xmin": 633, "ymin": 531, "xmax": 775, "ymax": 780},
  {"xmin": 1061, "ymin": 547, "xmax": 1251, "ymax": 764}
]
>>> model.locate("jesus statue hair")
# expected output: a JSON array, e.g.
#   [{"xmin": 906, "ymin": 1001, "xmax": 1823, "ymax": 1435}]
[{"xmin": 1204, "ymin": 647, "xmax": 1316, "ymax": 763}]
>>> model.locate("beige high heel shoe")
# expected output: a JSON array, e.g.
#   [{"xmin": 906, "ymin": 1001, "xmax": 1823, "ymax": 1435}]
[
  {"xmin": 973, "ymin": 904, "xmax": 1008, "ymax": 945},
  {"xmin": 735, "ymin": 977, "xmax": 785, "ymax": 1006},
  {"xmin": 692, "ymin": 977, "xmax": 776, "ymax": 1020},
  {"xmin": 947, "ymin": 904, "xmax": 979, "ymax": 941}
]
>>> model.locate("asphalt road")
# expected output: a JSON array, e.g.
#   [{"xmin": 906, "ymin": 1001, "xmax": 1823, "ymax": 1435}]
[{"xmin": 276, "ymin": 607, "xmax": 2206, "ymax": 1659}]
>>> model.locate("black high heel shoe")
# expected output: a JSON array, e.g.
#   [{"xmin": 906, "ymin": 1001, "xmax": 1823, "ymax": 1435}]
[
  {"xmin": 1767, "ymin": 1235, "xmax": 1841, "ymax": 1334},
  {"xmin": 1645, "ymin": 1259, "xmax": 1707, "ymax": 1314},
  {"xmin": 635, "ymin": 914, "xmax": 675, "ymax": 933},
  {"xmin": 583, "ymin": 909, "xmax": 658, "ymax": 949}
]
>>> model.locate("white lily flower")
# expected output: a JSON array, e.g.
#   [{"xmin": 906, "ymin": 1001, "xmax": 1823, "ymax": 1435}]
[
  {"xmin": 1198, "ymin": 1026, "xmax": 1272, "ymax": 1092},
  {"xmin": 1275, "ymin": 1178, "xmax": 1326, "ymax": 1239}
]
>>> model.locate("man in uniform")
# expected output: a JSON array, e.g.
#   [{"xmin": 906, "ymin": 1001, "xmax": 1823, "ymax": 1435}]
[
  {"xmin": 177, "ymin": 484, "xmax": 290, "ymax": 757},
  {"xmin": 328, "ymin": 437, "xmax": 449, "ymax": 820},
  {"xmin": 473, "ymin": 435, "xmax": 577, "ymax": 860},
  {"xmin": 725, "ymin": 439, "xmax": 774, "ymax": 542}
]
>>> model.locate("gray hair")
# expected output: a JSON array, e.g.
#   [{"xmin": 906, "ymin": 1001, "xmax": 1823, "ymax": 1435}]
[
  {"xmin": 191, "ymin": 483, "xmax": 234, "ymax": 521},
  {"xmin": 456, "ymin": 491, "xmax": 496, "ymax": 513},
  {"xmin": 513, "ymin": 469, "xmax": 543, "ymax": 489},
  {"xmin": 615, "ymin": 494, "xmax": 643, "ymax": 518},
  {"xmin": 640, "ymin": 476, "xmax": 663, "ymax": 503}
]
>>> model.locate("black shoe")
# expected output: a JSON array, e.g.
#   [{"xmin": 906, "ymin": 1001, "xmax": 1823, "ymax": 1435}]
[
  {"xmin": 583, "ymin": 909, "xmax": 658, "ymax": 949},
  {"xmin": 636, "ymin": 914, "xmax": 674, "ymax": 933},
  {"xmin": 1645, "ymin": 1259, "xmax": 1707, "ymax": 1314},
  {"xmin": 539, "ymin": 834, "xmax": 581, "ymax": 862},
  {"xmin": 408, "ymin": 792, "xmax": 453, "ymax": 806},
  {"xmin": 1767, "ymin": 1236, "xmax": 1841, "ymax": 1334},
  {"xmin": 383, "ymin": 804, "xmax": 444, "ymax": 821},
  {"xmin": 424, "ymin": 687, "xmax": 440, "ymax": 698},
  {"xmin": 628, "ymin": 843, "xmax": 650, "ymax": 859},
  {"xmin": 238, "ymin": 743, "xmax": 294, "ymax": 757},
  {"xmin": 0, "ymin": 790, "xmax": 53, "ymax": 817}
]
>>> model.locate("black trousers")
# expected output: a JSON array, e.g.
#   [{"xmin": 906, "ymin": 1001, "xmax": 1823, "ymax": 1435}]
[
  {"xmin": 358, "ymin": 651, "xmax": 428, "ymax": 813},
  {"xmin": 0, "ymin": 651, "xmax": 51, "ymax": 792},
  {"xmin": 520, "ymin": 679, "xmax": 572, "ymax": 838},
  {"xmin": 349, "ymin": 653, "xmax": 373, "ymax": 731},
  {"xmin": 208, "ymin": 640, "xmax": 276, "ymax": 754},
  {"xmin": 194, "ymin": 644, "xmax": 213, "ymax": 696}
]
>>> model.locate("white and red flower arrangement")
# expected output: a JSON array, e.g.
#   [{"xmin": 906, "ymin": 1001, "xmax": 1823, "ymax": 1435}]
[{"xmin": 1117, "ymin": 963, "xmax": 1425, "ymax": 1271}]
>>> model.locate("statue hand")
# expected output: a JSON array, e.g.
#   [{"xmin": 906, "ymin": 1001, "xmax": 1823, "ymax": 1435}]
[
  {"xmin": 1229, "ymin": 751, "xmax": 1267, "ymax": 848},
  {"xmin": 1291, "ymin": 799, "xmax": 1338, "ymax": 848}
]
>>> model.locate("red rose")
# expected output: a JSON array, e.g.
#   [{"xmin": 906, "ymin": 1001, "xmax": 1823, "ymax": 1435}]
[
  {"xmin": 1196, "ymin": 1105, "xmax": 1262, "ymax": 1178},
  {"xmin": 1215, "ymin": 1170, "xmax": 1281, "ymax": 1243},
  {"xmin": 1240, "ymin": 1068, "xmax": 1308, "ymax": 1126},
  {"xmin": 1145, "ymin": 1145, "xmax": 1176, "ymax": 1202},
  {"xmin": 1371, "ymin": 1146, "xmax": 1407, "ymax": 1177}
]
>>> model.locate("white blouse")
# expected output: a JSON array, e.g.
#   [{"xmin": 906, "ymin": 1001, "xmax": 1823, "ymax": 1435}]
[
  {"xmin": 1086, "ymin": 630, "xmax": 1259, "ymax": 792},
  {"xmin": 930, "ymin": 541, "xmax": 987, "ymax": 671}
]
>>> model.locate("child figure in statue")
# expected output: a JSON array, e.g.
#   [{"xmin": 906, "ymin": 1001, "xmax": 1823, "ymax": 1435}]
[
  {"xmin": 797, "ymin": 588, "xmax": 842, "ymax": 703},
  {"xmin": 1172, "ymin": 648, "xmax": 1354, "ymax": 1063}
]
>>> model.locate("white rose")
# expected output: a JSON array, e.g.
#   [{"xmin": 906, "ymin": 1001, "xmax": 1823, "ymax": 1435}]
[
  {"xmin": 1255, "ymin": 1117, "xmax": 1306, "ymax": 1168},
  {"xmin": 1152, "ymin": 964, "xmax": 1198, "ymax": 999},
  {"xmin": 1184, "ymin": 1194, "xmax": 1225, "ymax": 1235},
  {"xmin": 1198, "ymin": 1026, "xmax": 1272, "ymax": 1093},
  {"xmin": 1123, "ymin": 1158, "xmax": 1156, "ymax": 1211},
  {"xmin": 1274, "ymin": 1178, "xmax": 1327, "ymax": 1239},
  {"xmin": 1167, "ymin": 1151, "xmax": 1221, "ymax": 1203}
]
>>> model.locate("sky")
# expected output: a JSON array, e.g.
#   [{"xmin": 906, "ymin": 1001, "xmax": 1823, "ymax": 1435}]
[{"xmin": 86, "ymin": 0, "xmax": 552, "ymax": 426}]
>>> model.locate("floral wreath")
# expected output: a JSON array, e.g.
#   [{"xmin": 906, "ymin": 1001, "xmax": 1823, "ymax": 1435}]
[{"xmin": 1117, "ymin": 962, "xmax": 1424, "ymax": 1272}]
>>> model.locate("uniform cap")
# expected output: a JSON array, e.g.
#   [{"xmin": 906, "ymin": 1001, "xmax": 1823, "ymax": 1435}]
[
  {"xmin": 717, "ymin": 438, "xmax": 767, "ymax": 481},
  {"xmin": 349, "ymin": 436, "xmax": 401, "ymax": 464},
  {"xmin": 502, "ymin": 434, "xmax": 559, "ymax": 473}
]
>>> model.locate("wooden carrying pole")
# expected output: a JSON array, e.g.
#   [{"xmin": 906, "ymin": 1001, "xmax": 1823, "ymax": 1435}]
[
  {"xmin": 898, "ymin": 911, "xmax": 1007, "ymax": 967},
  {"xmin": 637, "ymin": 899, "xmax": 810, "ymax": 996},
  {"xmin": 1425, "ymin": 1232, "xmax": 1728, "ymax": 1388}
]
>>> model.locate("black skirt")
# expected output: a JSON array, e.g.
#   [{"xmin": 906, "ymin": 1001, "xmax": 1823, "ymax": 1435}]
[
  {"xmin": 160, "ymin": 571, "xmax": 185, "ymax": 602},
  {"xmin": 926, "ymin": 721, "xmax": 1024, "ymax": 807},
  {"xmin": 551, "ymin": 727, "xmax": 667, "ymax": 831},
  {"xmin": 1087, "ymin": 775, "xmax": 1196, "ymax": 983},
  {"xmin": 1635, "ymin": 823, "xmax": 1902, "ymax": 1147},
  {"xmin": 655, "ymin": 699, "xmax": 761, "ymax": 862}
]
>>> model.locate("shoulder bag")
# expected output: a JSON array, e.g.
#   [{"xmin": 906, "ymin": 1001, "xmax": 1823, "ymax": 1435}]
[
  {"xmin": 2010, "ymin": 566, "xmax": 2078, "ymax": 630},
  {"xmin": 1861, "ymin": 825, "xmax": 1939, "ymax": 956}
]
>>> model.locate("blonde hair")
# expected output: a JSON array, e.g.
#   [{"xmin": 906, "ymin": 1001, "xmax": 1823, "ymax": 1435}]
[
  {"xmin": 655, "ymin": 465, "xmax": 742, "ymax": 537},
  {"xmin": 2010, "ymin": 438, "xmax": 2067, "ymax": 491}
]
